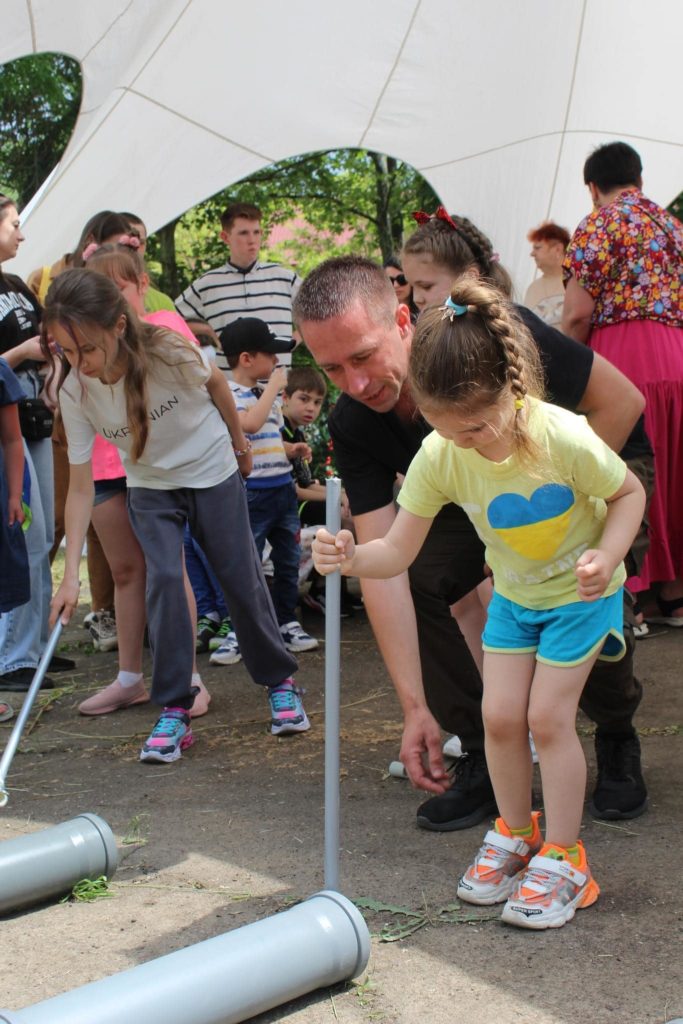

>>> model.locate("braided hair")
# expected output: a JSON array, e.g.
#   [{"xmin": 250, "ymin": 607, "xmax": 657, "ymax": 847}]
[
  {"xmin": 402, "ymin": 214, "xmax": 514, "ymax": 297},
  {"xmin": 409, "ymin": 279, "xmax": 545, "ymax": 467}
]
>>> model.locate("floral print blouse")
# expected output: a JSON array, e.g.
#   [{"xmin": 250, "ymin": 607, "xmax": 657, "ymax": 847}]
[{"xmin": 564, "ymin": 189, "xmax": 683, "ymax": 328}]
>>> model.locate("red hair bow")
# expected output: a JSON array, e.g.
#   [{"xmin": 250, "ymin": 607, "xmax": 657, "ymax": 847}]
[{"xmin": 411, "ymin": 206, "xmax": 457, "ymax": 231}]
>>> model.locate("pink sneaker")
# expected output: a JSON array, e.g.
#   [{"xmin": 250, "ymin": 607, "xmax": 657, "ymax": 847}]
[{"xmin": 78, "ymin": 678, "xmax": 150, "ymax": 716}]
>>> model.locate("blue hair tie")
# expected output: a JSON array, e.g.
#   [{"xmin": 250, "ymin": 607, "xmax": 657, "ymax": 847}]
[{"xmin": 441, "ymin": 296, "xmax": 469, "ymax": 321}]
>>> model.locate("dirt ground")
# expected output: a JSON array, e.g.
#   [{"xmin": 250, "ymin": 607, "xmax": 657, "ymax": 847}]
[{"xmin": 1, "ymin": 588, "xmax": 681, "ymax": 1024}]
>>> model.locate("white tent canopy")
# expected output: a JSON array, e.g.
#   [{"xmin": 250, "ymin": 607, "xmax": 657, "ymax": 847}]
[{"xmin": 4, "ymin": 0, "xmax": 683, "ymax": 295}]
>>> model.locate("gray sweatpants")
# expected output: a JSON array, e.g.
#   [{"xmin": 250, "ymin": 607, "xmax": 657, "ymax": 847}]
[{"xmin": 127, "ymin": 471, "xmax": 297, "ymax": 709}]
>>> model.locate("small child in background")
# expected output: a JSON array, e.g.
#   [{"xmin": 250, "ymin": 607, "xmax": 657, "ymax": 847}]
[
  {"xmin": 282, "ymin": 366, "xmax": 360, "ymax": 617},
  {"xmin": 184, "ymin": 318, "xmax": 220, "ymax": 364},
  {"xmin": 213, "ymin": 318, "xmax": 319, "ymax": 666},
  {"xmin": 0, "ymin": 358, "xmax": 29, "ymax": 721}
]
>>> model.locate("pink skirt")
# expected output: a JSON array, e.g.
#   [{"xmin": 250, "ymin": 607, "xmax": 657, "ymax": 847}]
[{"xmin": 589, "ymin": 319, "xmax": 683, "ymax": 591}]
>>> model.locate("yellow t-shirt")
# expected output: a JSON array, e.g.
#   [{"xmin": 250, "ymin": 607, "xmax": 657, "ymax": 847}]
[{"xmin": 398, "ymin": 399, "xmax": 627, "ymax": 610}]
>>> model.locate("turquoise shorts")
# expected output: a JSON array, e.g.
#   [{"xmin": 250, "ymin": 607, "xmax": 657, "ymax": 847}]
[{"xmin": 482, "ymin": 589, "xmax": 625, "ymax": 667}]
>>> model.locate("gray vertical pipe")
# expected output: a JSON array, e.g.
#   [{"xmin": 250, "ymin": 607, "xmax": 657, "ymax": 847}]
[{"xmin": 324, "ymin": 478, "xmax": 342, "ymax": 892}]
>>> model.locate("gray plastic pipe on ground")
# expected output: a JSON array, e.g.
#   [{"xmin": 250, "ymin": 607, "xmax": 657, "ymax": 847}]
[
  {"xmin": 0, "ymin": 813, "xmax": 118, "ymax": 915},
  {"xmin": 0, "ymin": 889, "xmax": 371, "ymax": 1024}
]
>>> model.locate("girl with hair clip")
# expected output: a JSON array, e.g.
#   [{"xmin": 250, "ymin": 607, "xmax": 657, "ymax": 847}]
[
  {"xmin": 43, "ymin": 267, "xmax": 308, "ymax": 765},
  {"xmin": 313, "ymin": 279, "xmax": 645, "ymax": 930}
]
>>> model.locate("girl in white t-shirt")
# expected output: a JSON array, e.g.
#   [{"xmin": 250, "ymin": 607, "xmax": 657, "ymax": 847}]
[
  {"xmin": 43, "ymin": 267, "xmax": 308, "ymax": 764},
  {"xmin": 313, "ymin": 279, "xmax": 645, "ymax": 930}
]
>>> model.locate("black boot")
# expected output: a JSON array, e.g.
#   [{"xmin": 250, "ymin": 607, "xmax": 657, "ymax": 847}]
[
  {"xmin": 590, "ymin": 728, "xmax": 648, "ymax": 820},
  {"xmin": 416, "ymin": 750, "xmax": 497, "ymax": 832}
]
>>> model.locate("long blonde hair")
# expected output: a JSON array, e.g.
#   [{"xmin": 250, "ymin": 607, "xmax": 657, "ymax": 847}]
[
  {"xmin": 41, "ymin": 267, "xmax": 206, "ymax": 461},
  {"xmin": 410, "ymin": 279, "xmax": 546, "ymax": 467}
]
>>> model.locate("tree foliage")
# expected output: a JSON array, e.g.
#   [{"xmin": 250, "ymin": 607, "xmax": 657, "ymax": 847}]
[
  {"xmin": 0, "ymin": 53, "xmax": 81, "ymax": 209},
  {"xmin": 149, "ymin": 149, "xmax": 440, "ymax": 294}
]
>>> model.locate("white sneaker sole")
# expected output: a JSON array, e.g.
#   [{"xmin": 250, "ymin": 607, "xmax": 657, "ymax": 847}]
[
  {"xmin": 283, "ymin": 638, "xmax": 319, "ymax": 652},
  {"xmin": 457, "ymin": 871, "xmax": 523, "ymax": 905},
  {"xmin": 271, "ymin": 715, "xmax": 311, "ymax": 736},
  {"xmin": 209, "ymin": 649, "xmax": 242, "ymax": 665}
]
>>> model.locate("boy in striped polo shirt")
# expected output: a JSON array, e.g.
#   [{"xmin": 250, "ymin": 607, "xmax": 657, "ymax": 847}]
[{"xmin": 175, "ymin": 203, "xmax": 300, "ymax": 374}]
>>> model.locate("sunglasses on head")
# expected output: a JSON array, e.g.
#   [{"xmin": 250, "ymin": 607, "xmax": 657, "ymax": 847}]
[{"xmin": 389, "ymin": 273, "xmax": 407, "ymax": 287}]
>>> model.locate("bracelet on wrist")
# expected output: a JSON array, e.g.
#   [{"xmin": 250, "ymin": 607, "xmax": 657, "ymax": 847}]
[{"xmin": 233, "ymin": 440, "xmax": 253, "ymax": 457}]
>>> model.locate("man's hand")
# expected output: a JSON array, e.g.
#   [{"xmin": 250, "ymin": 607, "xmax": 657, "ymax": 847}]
[
  {"xmin": 399, "ymin": 707, "xmax": 450, "ymax": 794},
  {"xmin": 312, "ymin": 527, "xmax": 355, "ymax": 575},
  {"xmin": 575, "ymin": 549, "xmax": 617, "ymax": 601}
]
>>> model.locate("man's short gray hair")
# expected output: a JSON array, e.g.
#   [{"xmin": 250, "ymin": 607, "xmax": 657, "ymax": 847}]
[{"xmin": 293, "ymin": 256, "xmax": 397, "ymax": 326}]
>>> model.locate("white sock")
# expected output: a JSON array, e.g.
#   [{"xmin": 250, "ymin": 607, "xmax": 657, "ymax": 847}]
[{"xmin": 117, "ymin": 670, "xmax": 143, "ymax": 689}]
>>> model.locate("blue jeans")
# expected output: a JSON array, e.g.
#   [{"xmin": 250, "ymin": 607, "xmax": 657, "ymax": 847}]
[
  {"xmin": 0, "ymin": 371, "xmax": 54, "ymax": 672},
  {"xmin": 246, "ymin": 483, "xmax": 300, "ymax": 626},
  {"xmin": 183, "ymin": 524, "xmax": 229, "ymax": 619}
]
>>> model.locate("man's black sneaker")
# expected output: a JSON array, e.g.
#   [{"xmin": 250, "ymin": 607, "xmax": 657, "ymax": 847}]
[
  {"xmin": 590, "ymin": 729, "xmax": 648, "ymax": 820},
  {"xmin": 0, "ymin": 668, "xmax": 56, "ymax": 692},
  {"xmin": 416, "ymin": 750, "xmax": 497, "ymax": 831}
]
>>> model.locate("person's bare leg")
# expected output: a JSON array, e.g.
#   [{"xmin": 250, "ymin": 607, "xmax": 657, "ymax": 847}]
[
  {"xmin": 182, "ymin": 554, "xmax": 210, "ymax": 716},
  {"xmin": 91, "ymin": 494, "xmax": 146, "ymax": 673},
  {"xmin": 482, "ymin": 652, "xmax": 536, "ymax": 828},
  {"xmin": 527, "ymin": 655, "xmax": 599, "ymax": 847},
  {"xmin": 451, "ymin": 587, "xmax": 490, "ymax": 676}
]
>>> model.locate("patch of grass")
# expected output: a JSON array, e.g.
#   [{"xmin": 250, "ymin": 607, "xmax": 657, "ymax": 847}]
[
  {"xmin": 122, "ymin": 813, "xmax": 151, "ymax": 846},
  {"xmin": 60, "ymin": 876, "xmax": 113, "ymax": 903},
  {"xmin": 354, "ymin": 895, "xmax": 499, "ymax": 942}
]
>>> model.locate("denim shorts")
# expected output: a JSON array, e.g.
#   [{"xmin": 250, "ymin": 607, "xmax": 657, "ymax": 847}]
[
  {"xmin": 93, "ymin": 476, "xmax": 127, "ymax": 507},
  {"xmin": 482, "ymin": 588, "xmax": 625, "ymax": 667}
]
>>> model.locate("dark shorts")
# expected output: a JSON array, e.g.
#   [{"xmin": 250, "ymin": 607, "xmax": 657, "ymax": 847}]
[{"xmin": 93, "ymin": 476, "xmax": 127, "ymax": 507}]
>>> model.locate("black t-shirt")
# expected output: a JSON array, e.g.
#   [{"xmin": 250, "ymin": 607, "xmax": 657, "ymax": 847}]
[
  {"xmin": 0, "ymin": 272, "xmax": 42, "ymax": 370},
  {"xmin": 330, "ymin": 304, "xmax": 650, "ymax": 516}
]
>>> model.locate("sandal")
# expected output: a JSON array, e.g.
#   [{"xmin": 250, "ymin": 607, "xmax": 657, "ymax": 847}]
[{"xmin": 645, "ymin": 594, "xmax": 683, "ymax": 628}]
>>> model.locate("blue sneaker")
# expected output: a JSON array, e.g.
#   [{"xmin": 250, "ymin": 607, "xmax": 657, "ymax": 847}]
[
  {"xmin": 268, "ymin": 680, "xmax": 310, "ymax": 735},
  {"xmin": 139, "ymin": 708, "xmax": 194, "ymax": 763}
]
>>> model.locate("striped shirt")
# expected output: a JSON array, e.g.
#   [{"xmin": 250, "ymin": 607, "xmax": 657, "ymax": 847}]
[
  {"xmin": 175, "ymin": 260, "xmax": 301, "ymax": 372},
  {"xmin": 229, "ymin": 381, "xmax": 292, "ymax": 490}
]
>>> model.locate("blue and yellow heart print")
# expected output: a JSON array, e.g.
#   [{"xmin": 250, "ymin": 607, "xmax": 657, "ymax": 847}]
[{"xmin": 487, "ymin": 484, "xmax": 575, "ymax": 561}]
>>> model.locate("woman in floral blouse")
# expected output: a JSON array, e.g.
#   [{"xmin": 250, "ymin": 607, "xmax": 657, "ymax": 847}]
[{"xmin": 562, "ymin": 141, "xmax": 683, "ymax": 626}]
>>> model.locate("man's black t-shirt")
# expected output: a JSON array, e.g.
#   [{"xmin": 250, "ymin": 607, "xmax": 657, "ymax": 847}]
[{"xmin": 330, "ymin": 305, "xmax": 650, "ymax": 516}]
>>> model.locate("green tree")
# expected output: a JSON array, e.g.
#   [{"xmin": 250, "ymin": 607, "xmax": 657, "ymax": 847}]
[
  {"xmin": 0, "ymin": 53, "xmax": 81, "ymax": 208},
  {"xmin": 149, "ymin": 148, "xmax": 439, "ymax": 295}
]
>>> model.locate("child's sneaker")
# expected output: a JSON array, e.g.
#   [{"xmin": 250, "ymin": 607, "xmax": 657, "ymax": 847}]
[
  {"xmin": 457, "ymin": 812, "xmax": 543, "ymax": 905},
  {"xmin": 280, "ymin": 621, "xmax": 319, "ymax": 652},
  {"xmin": 208, "ymin": 617, "xmax": 233, "ymax": 652},
  {"xmin": 139, "ymin": 708, "xmax": 194, "ymax": 763},
  {"xmin": 209, "ymin": 630, "xmax": 242, "ymax": 665},
  {"xmin": 196, "ymin": 616, "xmax": 219, "ymax": 653},
  {"xmin": 268, "ymin": 679, "xmax": 310, "ymax": 735},
  {"xmin": 89, "ymin": 611, "xmax": 118, "ymax": 652},
  {"xmin": 501, "ymin": 840, "xmax": 600, "ymax": 929}
]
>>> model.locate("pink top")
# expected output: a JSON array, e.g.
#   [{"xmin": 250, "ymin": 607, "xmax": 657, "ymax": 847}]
[{"xmin": 91, "ymin": 313, "xmax": 199, "ymax": 481}]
